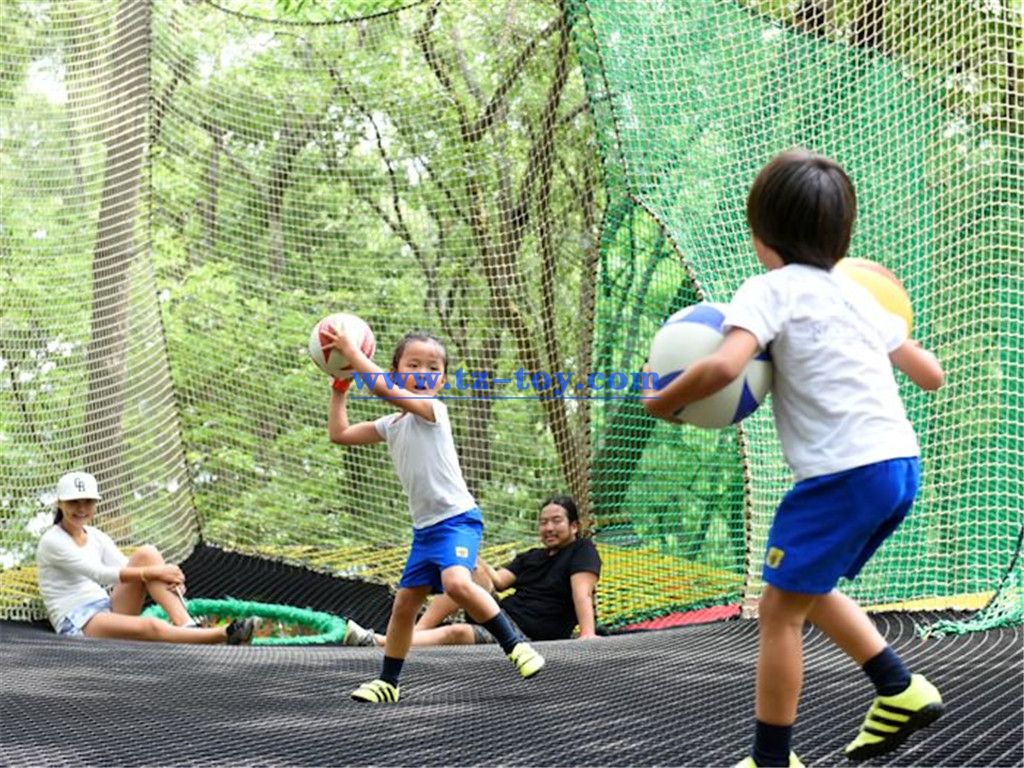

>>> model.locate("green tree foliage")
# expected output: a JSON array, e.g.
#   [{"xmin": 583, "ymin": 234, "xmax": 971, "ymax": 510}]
[{"xmin": 147, "ymin": 0, "xmax": 605, "ymax": 552}]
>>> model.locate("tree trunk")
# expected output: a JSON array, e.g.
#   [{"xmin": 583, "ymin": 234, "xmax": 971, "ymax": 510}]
[
  {"xmin": 193, "ymin": 129, "xmax": 221, "ymax": 267},
  {"xmin": 572, "ymin": 159, "xmax": 600, "ymax": 530},
  {"xmin": 460, "ymin": 332, "xmax": 500, "ymax": 499},
  {"xmin": 83, "ymin": 0, "xmax": 151, "ymax": 531},
  {"xmin": 267, "ymin": 118, "xmax": 313, "ymax": 282}
]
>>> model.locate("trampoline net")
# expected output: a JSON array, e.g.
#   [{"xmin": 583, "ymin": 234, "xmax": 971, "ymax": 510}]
[{"xmin": 1, "ymin": 0, "xmax": 1021, "ymax": 631}]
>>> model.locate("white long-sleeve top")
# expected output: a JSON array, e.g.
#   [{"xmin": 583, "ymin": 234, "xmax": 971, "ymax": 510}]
[{"xmin": 36, "ymin": 524, "xmax": 128, "ymax": 630}]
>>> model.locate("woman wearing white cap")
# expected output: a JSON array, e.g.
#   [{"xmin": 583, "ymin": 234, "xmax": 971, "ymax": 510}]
[{"xmin": 36, "ymin": 471, "xmax": 255, "ymax": 644}]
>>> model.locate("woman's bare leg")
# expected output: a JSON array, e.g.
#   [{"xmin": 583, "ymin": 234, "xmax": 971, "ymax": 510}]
[
  {"xmin": 83, "ymin": 612, "xmax": 226, "ymax": 644},
  {"xmin": 415, "ymin": 593, "xmax": 460, "ymax": 630},
  {"xmin": 109, "ymin": 545, "xmax": 192, "ymax": 626}
]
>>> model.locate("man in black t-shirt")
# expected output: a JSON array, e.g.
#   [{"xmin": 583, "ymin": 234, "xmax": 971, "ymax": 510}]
[
  {"xmin": 485, "ymin": 528, "xmax": 601, "ymax": 641},
  {"xmin": 365, "ymin": 495, "xmax": 601, "ymax": 646}
]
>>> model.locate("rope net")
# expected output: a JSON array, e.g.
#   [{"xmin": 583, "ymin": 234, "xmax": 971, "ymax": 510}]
[
  {"xmin": 568, "ymin": 0, "xmax": 1023, "ymax": 624},
  {"xmin": 1, "ymin": 0, "xmax": 1020, "ymax": 632}
]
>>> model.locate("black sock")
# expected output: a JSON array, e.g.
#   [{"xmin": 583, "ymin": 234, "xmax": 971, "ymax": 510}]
[
  {"xmin": 481, "ymin": 611, "xmax": 522, "ymax": 654},
  {"xmin": 380, "ymin": 655, "xmax": 404, "ymax": 687},
  {"xmin": 862, "ymin": 646, "xmax": 911, "ymax": 696},
  {"xmin": 751, "ymin": 720, "xmax": 792, "ymax": 767}
]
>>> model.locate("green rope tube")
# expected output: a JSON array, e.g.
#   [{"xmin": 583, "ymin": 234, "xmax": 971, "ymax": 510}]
[{"xmin": 141, "ymin": 598, "xmax": 350, "ymax": 646}]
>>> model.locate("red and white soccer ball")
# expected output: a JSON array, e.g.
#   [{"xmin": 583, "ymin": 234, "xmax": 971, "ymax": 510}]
[{"xmin": 308, "ymin": 313, "xmax": 375, "ymax": 380}]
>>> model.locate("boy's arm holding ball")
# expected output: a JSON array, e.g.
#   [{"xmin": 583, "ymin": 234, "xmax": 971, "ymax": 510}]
[
  {"xmin": 889, "ymin": 339, "xmax": 944, "ymax": 391},
  {"xmin": 642, "ymin": 328, "xmax": 761, "ymax": 421}
]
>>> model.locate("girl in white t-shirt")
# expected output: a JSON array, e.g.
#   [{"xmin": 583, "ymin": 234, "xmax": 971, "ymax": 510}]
[
  {"xmin": 37, "ymin": 471, "xmax": 255, "ymax": 645},
  {"xmin": 323, "ymin": 328, "xmax": 544, "ymax": 703},
  {"xmin": 643, "ymin": 150, "xmax": 946, "ymax": 767}
]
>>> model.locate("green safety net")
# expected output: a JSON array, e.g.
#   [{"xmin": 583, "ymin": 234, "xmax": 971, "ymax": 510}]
[
  {"xmin": 920, "ymin": 528, "xmax": 1023, "ymax": 637},
  {"xmin": 1, "ymin": 0, "xmax": 1020, "ymax": 632},
  {"xmin": 569, "ymin": 0, "xmax": 1023, "ymax": 626}
]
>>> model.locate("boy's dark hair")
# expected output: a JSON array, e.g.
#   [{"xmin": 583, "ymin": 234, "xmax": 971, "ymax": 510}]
[
  {"xmin": 391, "ymin": 331, "xmax": 448, "ymax": 374},
  {"xmin": 746, "ymin": 149, "xmax": 857, "ymax": 269},
  {"xmin": 53, "ymin": 505, "xmax": 63, "ymax": 525},
  {"xmin": 541, "ymin": 494, "xmax": 579, "ymax": 529}
]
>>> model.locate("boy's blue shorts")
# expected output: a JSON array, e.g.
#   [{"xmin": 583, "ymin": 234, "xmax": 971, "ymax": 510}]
[
  {"xmin": 762, "ymin": 457, "xmax": 920, "ymax": 594},
  {"xmin": 399, "ymin": 508, "xmax": 484, "ymax": 593}
]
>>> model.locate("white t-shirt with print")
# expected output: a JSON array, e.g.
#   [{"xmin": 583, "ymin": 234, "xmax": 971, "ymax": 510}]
[
  {"xmin": 36, "ymin": 524, "xmax": 128, "ymax": 630},
  {"xmin": 723, "ymin": 263, "xmax": 919, "ymax": 481},
  {"xmin": 375, "ymin": 399, "xmax": 477, "ymax": 529}
]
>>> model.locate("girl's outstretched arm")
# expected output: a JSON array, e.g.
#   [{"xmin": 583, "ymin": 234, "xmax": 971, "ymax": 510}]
[{"xmin": 642, "ymin": 328, "xmax": 760, "ymax": 420}]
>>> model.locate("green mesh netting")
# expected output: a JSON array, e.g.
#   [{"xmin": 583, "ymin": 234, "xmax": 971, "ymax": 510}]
[
  {"xmin": 569, "ymin": 0, "xmax": 1023, "ymax": 623},
  {"xmin": 1, "ymin": 0, "xmax": 1020, "ymax": 632},
  {"xmin": 920, "ymin": 528, "xmax": 1023, "ymax": 637}
]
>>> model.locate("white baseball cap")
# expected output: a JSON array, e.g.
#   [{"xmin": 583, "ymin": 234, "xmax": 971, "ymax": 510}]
[{"xmin": 56, "ymin": 471, "xmax": 102, "ymax": 501}]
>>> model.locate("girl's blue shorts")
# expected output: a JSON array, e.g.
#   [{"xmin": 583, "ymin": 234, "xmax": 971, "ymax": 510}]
[
  {"xmin": 57, "ymin": 596, "xmax": 112, "ymax": 636},
  {"xmin": 399, "ymin": 508, "xmax": 484, "ymax": 593},
  {"xmin": 763, "ymin": 457, "xmax": 920, "ymax": 594}
]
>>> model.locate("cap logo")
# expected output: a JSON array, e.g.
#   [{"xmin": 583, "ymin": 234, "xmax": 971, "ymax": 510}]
[{"xmin": 75, "ymin": 478, "xmax": 86, "ymax": 492}]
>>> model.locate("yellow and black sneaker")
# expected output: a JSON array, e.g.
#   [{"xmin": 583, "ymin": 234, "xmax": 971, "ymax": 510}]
[
  {"xmin": 508, "ymin": 642, "xmax": 545, "ymax": 679},
  {"xmin": 351, "ymin": 678, "xmax": 400, "ymax": 703},
  {"xmin": 845, "ymin": 673, "xmax": 944, "ymax": 761},
  {"xmin": 734, "ymin": 752, "xmax": 804, "ymax": 767}
]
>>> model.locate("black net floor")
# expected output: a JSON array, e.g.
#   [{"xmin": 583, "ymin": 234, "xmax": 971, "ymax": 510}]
[{"xmin": 2, "ymin": 613, "xmax": 1021, "ymax": 767}]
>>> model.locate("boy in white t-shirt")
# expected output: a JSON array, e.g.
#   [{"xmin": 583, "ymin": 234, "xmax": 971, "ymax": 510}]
[
  {"xmin": 643, "ymin": 150, "xmax": 946, "ymax": 767},
  {"xmin": 323, "ymin": 328, "xmax": 545, "ymax": 703}
]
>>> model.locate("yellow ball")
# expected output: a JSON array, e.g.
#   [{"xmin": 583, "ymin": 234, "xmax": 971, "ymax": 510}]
[{"xmin": 835, "ymin": 257, "xmax": 913, "ymax": 336}]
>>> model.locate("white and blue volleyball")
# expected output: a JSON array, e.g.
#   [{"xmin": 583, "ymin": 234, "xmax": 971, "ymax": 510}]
[{"xmin": 647, "ymin": 303, "xmax": 772, "ymax": 429}]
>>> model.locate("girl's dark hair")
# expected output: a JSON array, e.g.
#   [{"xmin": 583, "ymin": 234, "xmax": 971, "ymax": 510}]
[
  {"xmin": 746, "ymin": 148, "xmax": 857, "ymax": 270},
  {"xmin": 541, "ymin": 494, "xmax": 579, "ymax": 527},
  {"xmin": 391, "ymin": 331, "xmax": 448, "ymax": 374},
  {"xmin": 53, "ymin": 505, "xmax": 63, "ymax": 525}
]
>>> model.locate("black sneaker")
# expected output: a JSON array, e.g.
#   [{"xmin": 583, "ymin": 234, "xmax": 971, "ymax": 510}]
[{"xmin": 226, "ymin": 617, "xmax": 257, "ymax": 645}]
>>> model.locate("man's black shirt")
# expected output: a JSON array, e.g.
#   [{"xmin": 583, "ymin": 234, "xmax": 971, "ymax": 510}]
[{"xmin": 500, "ymin": 538, "xmax": 601, "ymax": 641}]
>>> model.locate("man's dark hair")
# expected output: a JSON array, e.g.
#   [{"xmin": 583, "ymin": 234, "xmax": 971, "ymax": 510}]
[
  {"xmin": 746, "ymin": 148, "xmax": 857, "ymax": 269},
  {"xmin": 541, "ymin": 494, "xmax": 579, "ymax": 526},
  {"xmin": 391, "ymin": 331, "xmax": 448, "ymax": 374}
]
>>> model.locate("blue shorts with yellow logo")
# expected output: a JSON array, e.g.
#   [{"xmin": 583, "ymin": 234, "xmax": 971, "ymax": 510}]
[
  {"xmin": 763, "ymin": 457, "xmax": 920, "ymax": 594},
  {"xmin": 399, "ymin": 508, "xmax": 484, "ymax": 593}
]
